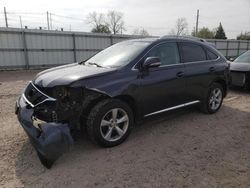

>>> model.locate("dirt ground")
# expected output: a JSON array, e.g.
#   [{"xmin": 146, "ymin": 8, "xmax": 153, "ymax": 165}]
[{"xmin": 0, "ymin": 70, "xmax": 250, "ymax": 188}]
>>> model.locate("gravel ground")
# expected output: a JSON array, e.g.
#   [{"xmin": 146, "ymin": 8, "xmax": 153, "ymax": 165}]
[{"xmin": 0, "ymin": 70, "xmax": 250, "ymax": 188}]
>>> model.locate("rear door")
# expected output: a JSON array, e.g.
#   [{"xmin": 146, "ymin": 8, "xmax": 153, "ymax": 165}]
[
  {"xmin": 138, "ymin": 42, "xmax": 188, "ymax": 116},
  {"xmin": 178, "ymin": 42, "xmax": 219, "ymax": 101}
]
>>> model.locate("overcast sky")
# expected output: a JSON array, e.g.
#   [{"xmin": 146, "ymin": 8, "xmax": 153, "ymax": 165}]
[{"xmin": 0, "ymin": 0, "xmax": 249, "ymax": 38}]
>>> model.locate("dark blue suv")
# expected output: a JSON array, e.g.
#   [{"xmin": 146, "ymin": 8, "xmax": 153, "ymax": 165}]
[{"xmin": 16, "ymin": 36, "xmax": 230, "ymax": 168}]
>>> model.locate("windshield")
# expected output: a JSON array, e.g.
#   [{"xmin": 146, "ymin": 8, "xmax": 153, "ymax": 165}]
[
  {"xmin": 85, "ymin": 40, "xmax": 150, "ymax": 68},
  {"xmin": 234, "ymin": 51, "xmax": 250, "ymax": 63}
]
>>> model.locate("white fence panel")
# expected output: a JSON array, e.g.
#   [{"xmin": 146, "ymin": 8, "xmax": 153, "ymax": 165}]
[{"xmin": 0, "ymin": 27, "xmax": 249, "ymax": 70}]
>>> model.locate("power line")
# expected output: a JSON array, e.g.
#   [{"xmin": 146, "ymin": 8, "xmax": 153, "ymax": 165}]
[
  {"xmin": 51, "ymin": 13, "xmax": 85, "ymax": 21},
  {"xmin": 7, "ymin": 12, "xmax": 45, "ymax": 15}
]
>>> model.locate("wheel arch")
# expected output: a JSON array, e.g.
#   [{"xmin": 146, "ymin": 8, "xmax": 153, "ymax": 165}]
[
  {"xmin": 212, "ymin": 78, "xmax": 227, "ymax": 97},
  {"xmin": 81, "ymin": 89, "xmax": 138, "ymax": 123},
  {"xmin": 114, "ymin": 95, "xmax": 138, "ymax": 121}
]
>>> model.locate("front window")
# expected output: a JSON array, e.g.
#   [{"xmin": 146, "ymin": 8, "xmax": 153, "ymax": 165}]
[
  {"xmin": 85, "ymin": 40, "xmax": 150, "ymax": 68},
  {"xmin": 146, "ymin": 42, "xmax": 180, "ymax": 66},
  {"xmin": 234, "ymin": 51, "xmax": 250, "ymax": 63}
]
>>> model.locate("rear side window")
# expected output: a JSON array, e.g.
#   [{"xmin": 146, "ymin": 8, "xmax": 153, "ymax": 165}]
[
  {"xmin": 146, "ymin": 42, "xmax": 180, "ymax": 66},
  {"xmin": 179, "ymin": 43, "xmax": 206, "ymax": 63},
  {"xmin": 207, "ymin": 49, "xmax": 218, "ymax": 60}
]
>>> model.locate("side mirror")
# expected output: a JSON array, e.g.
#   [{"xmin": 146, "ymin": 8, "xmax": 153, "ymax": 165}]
[
  {"xmin": 143, "ymin": 57, "xmax": 161, "ymax": 69},
  {"xmin": 229, "ymin": 57, "xmax": 234, "ymax": 62}
]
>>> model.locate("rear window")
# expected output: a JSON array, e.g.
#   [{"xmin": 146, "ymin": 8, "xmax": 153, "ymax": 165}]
[{"xmin": 179, "ymin": 43, "xmax": 206, "ymax": 63}]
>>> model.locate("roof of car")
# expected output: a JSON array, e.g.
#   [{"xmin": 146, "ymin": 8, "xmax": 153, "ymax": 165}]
[
  {"xmin": 126, "ymin": 36, "xmax": 217, "ymax": 50},
  {"xmin": 131, "ymin": 35, "xmax": 208, "ymax": 44},
  {"xmin": 128, "ymin": 38, "xmax": 158, "ymax": 43}
]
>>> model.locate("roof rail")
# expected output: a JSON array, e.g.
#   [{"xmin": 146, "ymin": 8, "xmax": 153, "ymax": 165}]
[{"xmin": 160, "ymin": 35, "xmax": 207, "ymax": 42}]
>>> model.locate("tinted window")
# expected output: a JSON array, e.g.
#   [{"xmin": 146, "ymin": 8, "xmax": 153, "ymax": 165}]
[
  {"xmin": 180, "ymin": 43, "xmax": 206, "ymax": 63},
  {"xmin": 146, "ymin": 42, "xmax": 180, "ymax": 66},
  {"xmin": 207, "ymin": 49, "xmax": 218, "ymax": 60}
]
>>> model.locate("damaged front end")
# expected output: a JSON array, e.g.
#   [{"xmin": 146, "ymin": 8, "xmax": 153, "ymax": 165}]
[{"xmin": 15, "ymin": 82, "xmax": 80, "ymax": 168}]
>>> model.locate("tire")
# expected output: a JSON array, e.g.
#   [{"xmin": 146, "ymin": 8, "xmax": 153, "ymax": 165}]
[
  {"xmin": 244, "ymin": 84, "xmax": 250, "ymax": 90},
  {"xmin": 86, "ymin": 99, "xmax": 134, "ymax": 147},
  {"xmin": 199, "ymin": 83, "xmax": 224, "ymax": 114},
  {"xmin": 243, "ymin": 76, "xmax": 250, "ymax": 90}
]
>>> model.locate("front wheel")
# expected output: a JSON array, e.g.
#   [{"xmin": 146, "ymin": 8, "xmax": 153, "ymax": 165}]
[
  {"xmin": 200, "ymin": 83, "xmax": 224, "ymax": 114},
  {"xmin": 86, "ymin": 99, "xmax": 133, "ymax": 147}
]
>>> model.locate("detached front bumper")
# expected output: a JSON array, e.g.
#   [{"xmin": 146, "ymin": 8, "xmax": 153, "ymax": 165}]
[{"xmin": 15, "ymin": 95, "xmax": 73, "ymax": 168}]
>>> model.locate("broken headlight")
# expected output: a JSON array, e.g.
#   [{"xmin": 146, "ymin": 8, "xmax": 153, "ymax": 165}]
[
  {"xmin": 53, "ymin": 87, "xmax": 71, "ymax": 100},
  {"xmin": 52, "ymin": 86, "xmax": 83, "ymax": 103}
]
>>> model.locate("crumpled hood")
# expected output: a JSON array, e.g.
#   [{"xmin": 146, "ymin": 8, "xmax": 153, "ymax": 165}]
[
  {"xmin": 33, "ymin": 63, "xmax": 116, "ymax": 87},
  {"xmin": 230, "ymin": 62, "xmax": 250, "ymax": 72}
]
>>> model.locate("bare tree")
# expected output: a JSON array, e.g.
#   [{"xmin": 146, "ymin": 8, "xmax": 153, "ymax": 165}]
[
  {"xmin": 169, "ymin": 17, "xmax": 188, "ymax": 36},
  {"xmin": 133, "ymin": 28, "xmax": 150, "ymax": 36},
  {"xmin": 86, "ymin": 12, "xmax": 105, "ymax": 29},
  {"xmin": 106, "ymin": 11, "xmax": 125, "ymax": 34}
]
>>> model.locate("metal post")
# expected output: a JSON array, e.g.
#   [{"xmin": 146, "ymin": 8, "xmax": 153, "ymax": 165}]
[
  {"xmin": 110, "ymin": 35, "xmax": 113, "ymax": 45},
  {"xmin": 50, "ymin": 13, "xmax": 53, "ymax": 30},
  {"xmin": 19, "ymin": 16, "xmax": 23, "ymax": 29},
  {"xmin": 247, "ymin": 41, "xmax": 250, "ymax": 51},
  {"xmin": 72, "ymin": 34, "xmax": 77, "ymax": 62},
  {"xmin": 47, "ymin": 11, "xmax": 50, "ymax": 30},
  {"xmin": 226, "ymin": 40, "xmax": 229, "ymax": 58},
  {"xmin": 21, "ymin": 30, "xmax": 29, "ymax": 69},
  {"xmin": 4, "ymin": 7, "xmax": 8, "ymax": 28},
  {"xmin": 237, "ymin": 41, "xmax": 240, "ymax": 56},
  {"xmin": 195, "ymin": 9, "xmax": 199, "ymax": 36}
]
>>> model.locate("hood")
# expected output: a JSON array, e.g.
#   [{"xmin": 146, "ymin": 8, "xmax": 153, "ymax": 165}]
[
  {"xmin": 230, "ymin": 62, "xmax": 250, "ymax": 72},
  {"xmin": 33, "ymin": 63, "xmax": 116, "ymax": 87}
]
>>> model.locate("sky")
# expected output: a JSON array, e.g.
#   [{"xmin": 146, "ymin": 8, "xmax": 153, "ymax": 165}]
[{"xmin": 0, "ymin": 0, "xmax": 249, "ymax": 39}]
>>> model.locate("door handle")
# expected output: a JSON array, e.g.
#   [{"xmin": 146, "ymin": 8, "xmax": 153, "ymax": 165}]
[
  {"xmin": 176, "ymin": 71, "xmax": 184, "ymax": 78},
  {"xmin": 209, "ymin": 67, "xmax": 216, "ymax": 72}
]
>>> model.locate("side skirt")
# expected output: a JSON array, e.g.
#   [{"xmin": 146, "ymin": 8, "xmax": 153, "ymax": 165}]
[{"xmin": 144, "ymin": 100, "xmax": 200, "ymax": 117}]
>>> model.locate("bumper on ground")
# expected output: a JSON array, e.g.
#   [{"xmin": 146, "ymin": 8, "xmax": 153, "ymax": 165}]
[{"xmin": 15, "ymin": 96, "xmax": 73, "ymax": 168}]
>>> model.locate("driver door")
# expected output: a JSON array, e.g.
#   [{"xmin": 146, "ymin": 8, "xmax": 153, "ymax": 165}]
[{"xmin": 138, "ymin": 42, "xmax": 188, "ymax": 116}]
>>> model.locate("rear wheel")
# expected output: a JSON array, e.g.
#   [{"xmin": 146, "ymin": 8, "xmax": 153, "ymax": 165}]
[
  {"xmin": 200, "ymin": 83, "xmax": 224, "ymax": 114},
  {"xmin": 87, "ymin": 99, "xmax": 133, "ymax": 147},
  {"xmin": 243, "ymin": 75, "xmax": 250, "ymax": 90}
]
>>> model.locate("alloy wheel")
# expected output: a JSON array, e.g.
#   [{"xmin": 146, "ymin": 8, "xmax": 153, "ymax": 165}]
[
  {"xmin": 209, "ymin": 88, "xmax": 222, "ymax": 110},
  {"xmin": 100, "ymin": 108, "xmax": 129, "ymax": 142}
]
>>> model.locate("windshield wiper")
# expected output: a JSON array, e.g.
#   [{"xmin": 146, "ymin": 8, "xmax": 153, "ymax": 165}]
[{"xmin": 87, "ymin": 62, "xmax": 104, "ymax": 68}]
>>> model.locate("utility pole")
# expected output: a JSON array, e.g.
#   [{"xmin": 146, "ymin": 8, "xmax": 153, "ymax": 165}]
[
  {"xmin": 47, "ymin": 11, "xmax": 50, "ymax": 30},
  {"xmin": 4, "ymin": 7, "xmax": 8, "ymax": 28},
  {"xmin": 50, "ymin": 13, "xmax": 52, "ymax": 30},
  {"xmin": 195, "ymin": 9, "xmax": 199, "ymax": 36},
  {"xmin": 19, "ymin": 16, "xmax": 23, "ymax": 29}
]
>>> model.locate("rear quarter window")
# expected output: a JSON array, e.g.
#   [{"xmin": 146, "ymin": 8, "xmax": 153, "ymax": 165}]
[
  {"xmin": 179, "ymin": 43, "xmax": 206, "ymax": 63},
  {"xmin": 207, "ymin": 49, "xmax": 218, "ymax": 60}
]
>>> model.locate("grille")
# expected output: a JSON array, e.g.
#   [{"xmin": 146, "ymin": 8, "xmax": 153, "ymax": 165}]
[{"xmin": 23, "ymin": 82, "xmax": 55, "ymax": 107}]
